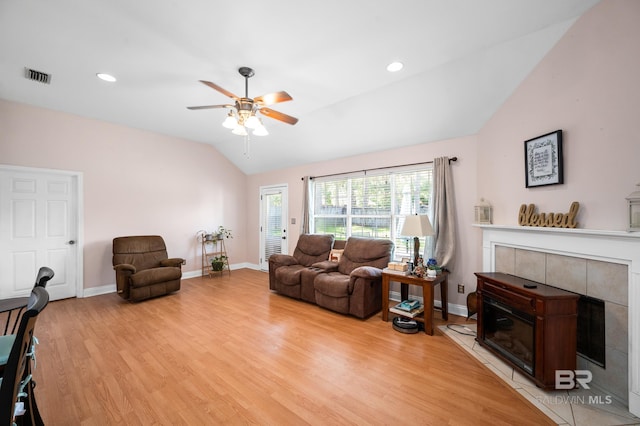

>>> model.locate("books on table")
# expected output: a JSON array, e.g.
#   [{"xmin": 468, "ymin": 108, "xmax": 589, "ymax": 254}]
[
  {"xmin": 390, "ymin": 300, "xmax": 424, "ymax": 318},
  {"xmin": 398, "ymin": 299, "xmax": 420, "ymax": 311}
]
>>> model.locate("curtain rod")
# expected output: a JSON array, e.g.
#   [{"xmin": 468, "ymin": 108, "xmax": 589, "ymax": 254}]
[{"xmin": 302, "ymin": 157, "xmax": 457, "ymax": 181}]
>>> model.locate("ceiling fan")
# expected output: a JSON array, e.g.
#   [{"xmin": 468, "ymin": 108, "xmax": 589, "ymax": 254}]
[{"xmin": 187, "ymin": 66, "xmax": 298, "ymax": 137}]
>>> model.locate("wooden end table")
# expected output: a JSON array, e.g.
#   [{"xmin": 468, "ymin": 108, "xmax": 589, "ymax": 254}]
[{"xmin": 381, "ymin": 268, "xmax": 448, "ymax": 335}]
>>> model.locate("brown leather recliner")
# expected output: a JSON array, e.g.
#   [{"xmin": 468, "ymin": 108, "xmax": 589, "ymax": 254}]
[
  {"xmin": 268, "ymin": 234, "xmax": 335, "ymax": 302},
  {"xmin": 112, "ymin": 235, "xmax": 184, "ymax": 302},
  {"xmin": 313, "ymin": 236, "xmax": 394, "ymax": 318}
]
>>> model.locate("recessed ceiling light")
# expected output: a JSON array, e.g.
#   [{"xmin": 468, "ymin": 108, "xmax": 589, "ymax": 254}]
[
  {"xmin": 96, "ymin": 73, "xmax": 117, "ymax": 82},
  {"xmin": 386, "ymin": 62, "xmax": 404, "ymax": 72}
]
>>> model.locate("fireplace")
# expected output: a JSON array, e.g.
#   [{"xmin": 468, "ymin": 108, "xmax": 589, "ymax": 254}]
[
  {"xmin": 578, "ymin": 295, "xmax": 605, "ymax": 368},
  {"xmin": 476, "ymin": 272, "xmax": 579, "ymax": 389},
  {"xmin": 477, "ymin": 225, "xmax": 640, "ymax": 416},
  {"xmin": 481, "ymin": 292, "xmax": 605, "ymax": 374},
  {"xmin": 482, "ymin": 294, "xmax": 535, "ymax": 375}
]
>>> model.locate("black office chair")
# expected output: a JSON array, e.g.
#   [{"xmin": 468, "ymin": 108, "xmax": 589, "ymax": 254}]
[
  {"xmin": 0, "ymin": 286, "xmax": 49, "ymax": 426},
  {"xmin": 34, "ymin": 267, "xmax": 54, "ymax": 288},
  {"xmin": 0, "ymin": 266, "xmax": 54, "ymax": 373},
  {"xmin": 1, "ymin": 267, "xmax": 54, "ymax": 335}
]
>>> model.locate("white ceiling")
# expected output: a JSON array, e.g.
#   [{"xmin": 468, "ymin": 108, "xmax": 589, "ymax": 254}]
[{"xmin": 0, "ymin": 0, "xmax": 600, "ymax": 174}]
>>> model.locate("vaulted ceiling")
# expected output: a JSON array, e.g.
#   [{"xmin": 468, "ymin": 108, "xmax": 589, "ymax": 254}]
[{"xmin": 0, "ymin": 0, "xmax": 600, "ymax": 174}]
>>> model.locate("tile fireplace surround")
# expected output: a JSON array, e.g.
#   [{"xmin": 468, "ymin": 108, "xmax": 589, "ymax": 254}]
[{"xmin": 476, "ymin": 225, "xmax": 640, "ymax": 417}]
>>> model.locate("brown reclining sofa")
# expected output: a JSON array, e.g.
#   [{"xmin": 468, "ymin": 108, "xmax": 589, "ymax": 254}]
[{"xmin": 269, "ymin": 234, "xmax": 393, "ymax": 318}]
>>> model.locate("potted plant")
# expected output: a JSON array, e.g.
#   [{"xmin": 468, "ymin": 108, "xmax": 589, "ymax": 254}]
[
  {"xmin": 211, "ymin": 255, "xmax": 228, "ymax": 272},
  {"xmin": 216, "ymin": 226, "xmax": 233, "ymax": 240},
  {"xmin": 426, "ymin": 258, "xmax": 439, "ymax": 277},
  {"xmin": 199, "ymin": 227, "xmax": 233, "ymax": 242}
]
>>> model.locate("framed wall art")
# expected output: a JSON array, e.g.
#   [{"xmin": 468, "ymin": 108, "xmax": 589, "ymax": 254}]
[{"xmin": 524, "ymin": 130, "xmax": 563, "ymax": 188}]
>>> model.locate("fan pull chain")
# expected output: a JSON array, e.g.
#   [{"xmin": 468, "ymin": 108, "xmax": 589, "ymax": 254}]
[{"xmin": 244, "ymin": 135, "xmax": 251, "ymax": 159}]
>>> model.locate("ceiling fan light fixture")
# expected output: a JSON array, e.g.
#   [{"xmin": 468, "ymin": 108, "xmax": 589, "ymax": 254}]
[
  {"xmin": 222, "ymin": 112, "xmax": 237, "ymax": 129},
  {"xmin": 253, "ymin": 124, "xmax": 268, "ymax": 136},
  {"xmin": 237, "ymin": 109, "xmax": 251, "ymax": 126},
  {"xmin": 231, "ymin": 125, "xmax": 248, "ymax": 136},
  {"xmin": 190, "ymin": 66, "xmax": 297, "ymax": 148},
  {"xmin": 244, "ymin": 114, "xmax": 261, "ymax": 129}
]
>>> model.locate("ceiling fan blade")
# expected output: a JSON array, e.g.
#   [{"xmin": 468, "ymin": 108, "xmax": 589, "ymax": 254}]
[
  {"xmin": 254, "ymin": 91, "xmax": 293, "ymax": 106},
  {"xmin": 259, "ymin": 107, "xmax": 299, "ymax": 125},
  {"xmin": 187, "ymin": 104, "xmax": 233, "ymax": 110},
  {"xmin": 199, "ymin": 80, "xmax": 239, "ymax": 100}
]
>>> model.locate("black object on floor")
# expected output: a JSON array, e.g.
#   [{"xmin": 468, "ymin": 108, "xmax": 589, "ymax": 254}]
[{"xmin": 392, "ymin": 316, "xmax": 419, "ymax": 334}]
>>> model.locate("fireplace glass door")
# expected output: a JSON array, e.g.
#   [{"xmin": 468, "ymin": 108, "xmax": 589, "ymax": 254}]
[{"xmin": 482, "ymin": 295, "xmax": 536, "ymax": 375}]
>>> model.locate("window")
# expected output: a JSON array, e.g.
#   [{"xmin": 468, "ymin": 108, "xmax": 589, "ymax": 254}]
[{"xmin": 311, "ymin": 165, "xmax": 433, "ymax": 260}]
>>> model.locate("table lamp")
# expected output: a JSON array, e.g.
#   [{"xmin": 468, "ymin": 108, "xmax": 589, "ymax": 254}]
[{"xmin": 400, "ymin": 214, "xmax": 435, "ymax": 271}]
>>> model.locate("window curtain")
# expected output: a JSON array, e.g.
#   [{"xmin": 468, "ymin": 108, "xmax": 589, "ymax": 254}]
[
  {"xmin": 301, "ymin": 176, "xmax": 311, "ymax": 234},
  {"xmin": 432, "ymin": 157, "xmax": 456, "ymax": 270}
]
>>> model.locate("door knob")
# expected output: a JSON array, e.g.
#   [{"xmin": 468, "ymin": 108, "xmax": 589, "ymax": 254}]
[
  {"xmin": 68, "ymin": 240, "xmax": 76, "ymax": 245},
  {"xmin": 282, "ymin": 236, "xmax": 287, "ymax": 240}
]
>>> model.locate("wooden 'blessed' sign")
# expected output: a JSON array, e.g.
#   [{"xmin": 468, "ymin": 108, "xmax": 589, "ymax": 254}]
[{"xmin": 518, "ymin": 201, "xmax": 579, "ymax": 228}]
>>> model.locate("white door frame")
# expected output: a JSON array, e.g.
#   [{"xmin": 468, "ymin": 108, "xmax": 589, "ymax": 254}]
[
  {"xmin": 259, "ymin": 184, "xmax": 288, "ymax": 270},
  {"xmin": 0, "ymin": 164, "xmax": 84, "ymax": 298}
]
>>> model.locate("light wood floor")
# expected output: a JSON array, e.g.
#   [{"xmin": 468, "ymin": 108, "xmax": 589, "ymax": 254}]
[{"xmin": 26, "ymin": 269, "xmax": 553, "ymax": 425}]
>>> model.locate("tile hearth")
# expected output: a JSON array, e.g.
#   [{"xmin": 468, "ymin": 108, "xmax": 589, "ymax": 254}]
[{"xmin": 440, "ymin": 323, "xmax": 639, "ymax": 426}]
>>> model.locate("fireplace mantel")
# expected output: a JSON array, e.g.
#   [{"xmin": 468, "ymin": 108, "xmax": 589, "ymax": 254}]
[
  {"xmin": 474, "ymin": 224, "xmax": 640, "ymax": 240},
  {"xmin": 475, "ymin": 224, "xmax": 640, "ymax": 416}
]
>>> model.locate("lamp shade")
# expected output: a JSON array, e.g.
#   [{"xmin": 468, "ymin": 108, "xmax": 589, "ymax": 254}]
[
  {"xmin": 231, "ymin": 125, "xmax": 248, "ymax": 136},
  {"xmin": 400, "ymin": 215, "xmax": 434, "ymax": 237},
  {"xmin": 222, "ymin": 113, "xmax": 237, "ymax": 129},
  {"xmin": 253, "ymin": 124, "xmax": 268, "ymax": 136},
  {"xmin": 244, "ymin": 115, "xmax": 261, "ymax": 129}
]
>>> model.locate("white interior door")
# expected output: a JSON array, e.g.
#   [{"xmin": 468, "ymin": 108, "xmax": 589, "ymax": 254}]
[
  {"xmin": 0, "ymin": 166, "xmax": 81, "ymax": 300},
  {"xmin": 260, "ymin": 185, "xmax": 288, "ymax": 270}
]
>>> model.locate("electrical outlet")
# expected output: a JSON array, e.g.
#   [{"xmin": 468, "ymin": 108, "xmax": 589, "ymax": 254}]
[{"xmin": 457, "ymin": 284, "xmax": 464, "ymax": 294}]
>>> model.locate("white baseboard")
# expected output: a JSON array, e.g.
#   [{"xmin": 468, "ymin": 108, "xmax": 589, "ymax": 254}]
[
  {"xmin": 182, "ymin": 262, "xmax": 261, "ymax": 279},
  {"xmin": 83, "ymin": 263, "xmax": 262, "ymax": 297},
  {"xmin": 234, "ymin": 262, "xmax": 262, "ymax": 271},
  {"xmin": 81, "ymin": 266, "xmax": 468, "ymax": 319},
  {"xmin": 182, "ymin": 269, "xmax": 202, "ymax": 279},
  {"xmin": 447, "ymin": 303, "xmax": 469, "ymax": 318},
  {"xmin": 82, "ymin": 284, "xmax": 116, "ymax": 298}
]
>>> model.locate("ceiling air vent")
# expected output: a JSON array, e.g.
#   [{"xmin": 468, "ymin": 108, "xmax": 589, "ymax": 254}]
[{"xmin": 24, "ymin": 67, "xmax": 51, "ymax": 84}]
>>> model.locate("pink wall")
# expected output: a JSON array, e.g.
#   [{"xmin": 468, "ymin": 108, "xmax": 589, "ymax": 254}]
[
  {"xmin": 247, "ymin": 135, "xmax": 479, "ymax": 306},
  {"xmin": 478, "ymin": 0, "xmax": 640, "ymax": 229},
  {"xmin": 1, "ymin": 0, "xmax": 637, "ymax": 307},
  {"xmin": 0, "ymin": 100, "xmax": 248, "ymax": 289},
  {"xmin": 247, "ymin": 0, "xmax": 640, "ymax": 306}
]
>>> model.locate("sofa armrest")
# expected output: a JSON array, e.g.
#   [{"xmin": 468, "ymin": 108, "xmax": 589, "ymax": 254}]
[
  {"xmin": 113, "ymin": 263, "xmax": 135, "ymax": 298},
  {"xmin": 310, "ymin": 260, "xmax": 339, "ymax": 272},
  {"xmin": 269, "ymin": 254, "xmax": 299, "ymax": 267},
  {"xmin": 350, "ymin": 266, "xmax": 382, "ymax": 280},
  {"xmin": 114, "ymin": 263, "xmax": 136, "ymax": 274},
  {"xmin": 268, "ymin": 254, "xmax": 300, "ymax": 290},
  {"xmin": 348, "ymin": 267, "xmax": 385, "ymax": 318},
  {"xmin": 161, "ymin": 258, "xmax": 185, "ymax": 268}
]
